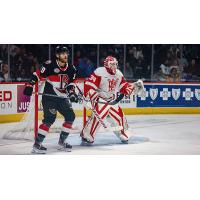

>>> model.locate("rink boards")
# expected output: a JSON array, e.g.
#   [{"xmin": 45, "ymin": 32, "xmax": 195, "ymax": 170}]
[{"xmin": 0, "ymin": 82, "xmax": 200, "ymax": 123}]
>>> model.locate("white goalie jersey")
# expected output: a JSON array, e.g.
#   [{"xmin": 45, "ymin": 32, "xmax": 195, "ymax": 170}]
[{"xmin": 84, "ymin": 67, "xmax": 134, "ymax": 102}]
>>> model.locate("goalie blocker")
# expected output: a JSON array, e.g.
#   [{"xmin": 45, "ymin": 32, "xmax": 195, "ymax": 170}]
[{"xmin": 81, "ymin": 56, "xmax": 144, "ymax": 144}]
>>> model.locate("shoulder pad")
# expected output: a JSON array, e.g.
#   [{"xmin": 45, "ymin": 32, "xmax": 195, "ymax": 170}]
[
  {"xmin": 116, "ymin": 69, "xmax": 124, "ymax": 77},
  {"xmin": 93, "ymin": 67, "xmax": 106, "ymax": 76}
]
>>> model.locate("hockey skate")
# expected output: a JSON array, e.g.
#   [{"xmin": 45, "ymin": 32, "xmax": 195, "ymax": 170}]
[
  {"xmin": 58, "ymin": 141, "xmax": 72, "ymax": 152},
  {"xmin": 81, "ymin": 137, "xmax": 94, "ymax": 146},
  {"xmin": 57, "ymin": 132, "xmax": 72, "ymax": 152},
  {"xmin": 32, "ymin": 142, "xmax": 47, "ymax": 154}
]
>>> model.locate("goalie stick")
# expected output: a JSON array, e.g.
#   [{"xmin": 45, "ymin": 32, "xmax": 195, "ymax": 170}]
[{"xmin": 35, "ymin": 92, "xmax": 124, "ymax": 105}]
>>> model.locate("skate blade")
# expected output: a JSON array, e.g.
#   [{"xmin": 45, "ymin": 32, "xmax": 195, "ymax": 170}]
[
  {"xmin": 81, "ymin": 141, "xmax": 93, "ymax": 146},
  {"xmin": 31, "ymin": 148, "xmax": 46, "ymax": 154},
  {"xmin": 121, "ymin": 140, "xmax": 129, "ymax": 144},
  {"xmin": 57, "ymin": 146, "xmax": 72, "ymax": 152}
]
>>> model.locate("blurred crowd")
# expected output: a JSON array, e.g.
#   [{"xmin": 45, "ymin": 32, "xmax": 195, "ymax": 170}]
[
  {"xmin": 0, "ymin": 44, "xmax": 200, "ymax": 82},
  {"xmin": 153, "ymin": 44, "xmax": 200, "ymax": 82}
]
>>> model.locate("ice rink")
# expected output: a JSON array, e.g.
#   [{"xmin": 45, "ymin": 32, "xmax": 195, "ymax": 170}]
[{"xmin": 0, "ymin": 114, "xmax": 200, "ymax": 155}]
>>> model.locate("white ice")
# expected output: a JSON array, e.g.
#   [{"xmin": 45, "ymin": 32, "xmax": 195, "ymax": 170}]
[{"xmin": 0, "ymin": 114, "xmax": 200, "ymax": 155}]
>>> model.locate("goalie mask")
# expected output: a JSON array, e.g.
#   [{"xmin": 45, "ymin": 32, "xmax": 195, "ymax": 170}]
[{"xmin": 104, "ymin": 56, "xmax": 118, "ymax": 75}]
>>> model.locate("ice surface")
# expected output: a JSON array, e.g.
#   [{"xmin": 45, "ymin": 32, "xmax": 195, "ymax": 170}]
[{"xmin": 0, "ymin": 114, "xmax": 200, "ymax": 155}]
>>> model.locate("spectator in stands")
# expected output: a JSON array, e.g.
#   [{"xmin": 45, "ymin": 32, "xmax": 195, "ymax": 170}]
[
  {"xmin": 135, "ymin": 45, "xmax": 144, "ymax": 60},
  {"xmin": 0, "ymin": 63, "xmax": 9, "ymax": 82},
  {"xmin": 77, "ymin": 57, "xmax": 95, "ymax": 77},
  {"xmin": 16, "ymin": 67, "xmax": 28, "ymax": 81},
  {"xmin": 73, "ymin": 50, "xmax": 81, "ymax": 66},
  {"xmin": 185, "ymin": 59, "xmax": 198, "ymax": 75},
  {"xmin": 167, "ymin": 67, "xmax": 181, "ymax": 82},
  {"xmin": 124, "ymin": 62, "xmax": 133, "ymax": 79},
  {"xmin": 153, "ymin": 62, "xmax": 170, "ymax": 82}
]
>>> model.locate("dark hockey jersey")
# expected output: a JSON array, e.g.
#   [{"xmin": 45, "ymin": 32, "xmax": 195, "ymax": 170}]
[{"xmin": 30, "ymin": 60, "xmax": 77, "ymax": 97}]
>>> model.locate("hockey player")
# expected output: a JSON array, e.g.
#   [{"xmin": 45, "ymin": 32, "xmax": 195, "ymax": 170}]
[
  {"xmin": 81, "ymin": 56, "xmax": 144, "ymax": 144},
  {"xmin": 24, "ymin": 46, "xmax": 79, "ymax": 153}
]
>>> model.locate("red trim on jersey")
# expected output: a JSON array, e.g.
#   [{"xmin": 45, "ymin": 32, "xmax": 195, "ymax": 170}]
[
  {"xmin": 119, "ymin": 77, "xmax": 134, "ymax": 95},
  {"xmin": 84, "ymin": 73, "xmax": 102, "ymax": 95},
  {"xmin": 59, "ymin": 66, "xmax": 68, "ymax": 71},
  {"xmin": 48, "ymin": 75, "xmax": 61, "ymax": 82},
  {"xmin": 33, "ymin": 69, "xmax": 46, "ymax": 81}
]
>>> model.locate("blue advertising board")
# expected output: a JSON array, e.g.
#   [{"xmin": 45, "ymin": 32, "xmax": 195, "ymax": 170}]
[{"xmin": 137, "ymin": 83, "xmax": 200, "ymax": 107}]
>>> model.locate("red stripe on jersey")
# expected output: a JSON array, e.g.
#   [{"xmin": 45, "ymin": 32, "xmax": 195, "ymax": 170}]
[
  {"xmin": 39, "ymin": 124, "xmax": 50, "ymax": 132},
  {"xmin": 60, "ymin": 66, "xmax": 68, "ymax": 71},
  {"xmin": 84, "ymin": 73, "xmax": 101, "ymax": 95},
  {"xmin": 48, "ymin": 75, "xmax": 61, "ymax": 82}
]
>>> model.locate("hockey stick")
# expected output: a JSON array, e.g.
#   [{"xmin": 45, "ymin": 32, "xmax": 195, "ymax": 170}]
[
  {"xmin": 36, "ymin": 92, "xmax": 71, "ymax": 99},
  {"xmin": 75, "ymin": 84, "xmax": 123, "ymax": 132},
  {"xmin": 35, "ymin": 92, "xmax": 124, "ymax": 105}
]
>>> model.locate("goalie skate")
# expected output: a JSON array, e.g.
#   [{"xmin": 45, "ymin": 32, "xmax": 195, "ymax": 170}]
[{"xmin": 81, "ymin": 137, "xmax": 94, "ymax": 146}]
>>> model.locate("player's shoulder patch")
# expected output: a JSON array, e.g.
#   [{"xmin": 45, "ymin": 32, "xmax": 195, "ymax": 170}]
[{"xmin": 45, "ymin": 60, "xmax": 51, "ymax": 65}]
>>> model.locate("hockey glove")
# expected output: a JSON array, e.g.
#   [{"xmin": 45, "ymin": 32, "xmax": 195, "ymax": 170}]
[
  {"xmin": 133, "ymin": 79, "xmax": 145, "ymax": 96},
  {"xmin": 23, "ymin": 84, "xmax": 33, "ymax": 96},
  {"xmin": 69, "ymin": 92, "xmax": 79, "ymax": 103},
  {"xmin": 108, "ymin": 93, "xmax": 125, "ymax": 105},
  {"xmin": 66, "ymin": 84, "xmax": 79, "ymax": 103}
]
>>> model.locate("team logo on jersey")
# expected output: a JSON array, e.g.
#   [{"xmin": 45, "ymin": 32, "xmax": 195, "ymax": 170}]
[
  {"xmin": 54, "ymin": 68, "xmax": 60, "ymax": 73},
  {"xmin": 108, "ymin": 79, "xmax": 117, "ymax": 92},
  {"xmin": 45, "ymin": 60, "xmax": 51, "ymax": 64},
  {"xmin": 49, "ymin": 108, "xmax": 57, "ymax": 115},
  {"xmin": 195, "ymin": 89, "xmax": 200, "ymax": 100},
  {"xmin": 172, "ymin": 88, "xmax": 181, "ymax": 100},
  {"xmin": 149, "ymin": 88, "xmax": 158, "ymax": 100}
]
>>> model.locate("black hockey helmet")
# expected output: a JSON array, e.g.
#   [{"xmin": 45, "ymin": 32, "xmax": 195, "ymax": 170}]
[{"xmin": 55, "ymin": 46, "xmax": 69, "ymax": 55}]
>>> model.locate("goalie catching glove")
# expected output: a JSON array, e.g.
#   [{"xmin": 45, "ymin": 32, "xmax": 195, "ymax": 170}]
[{"xmin": 133, "ymin": 79, "xmax": 145, "ymax": 96}]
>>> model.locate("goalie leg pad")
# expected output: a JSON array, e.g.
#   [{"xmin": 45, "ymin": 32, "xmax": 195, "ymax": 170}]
[
  {"xmin": 81, "ymin": 102, "xmax": 110, "ymax": 142},
  {"xmin": 108, "ymin": 106, "xmax": 129, "ymax": 142}
]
